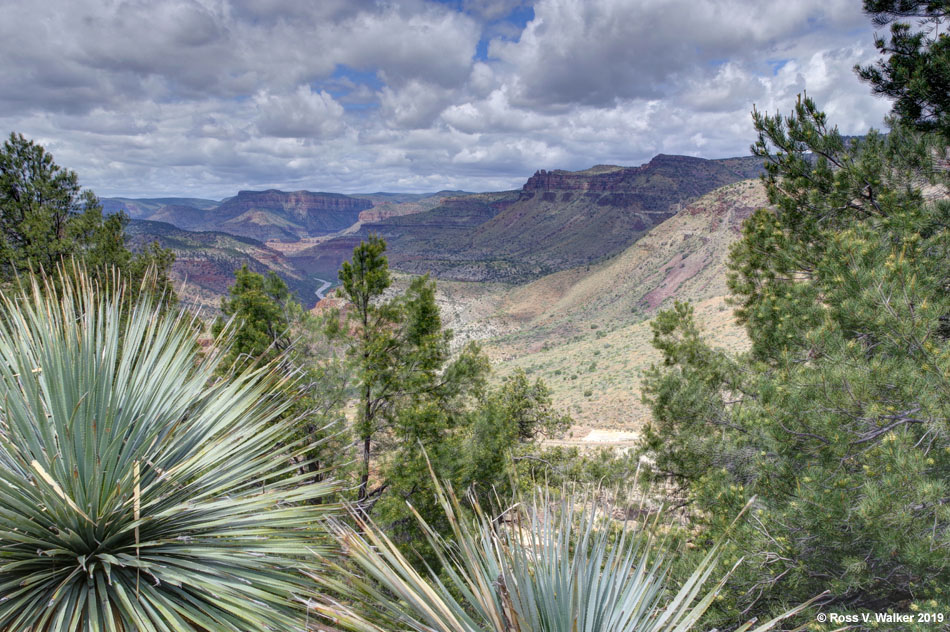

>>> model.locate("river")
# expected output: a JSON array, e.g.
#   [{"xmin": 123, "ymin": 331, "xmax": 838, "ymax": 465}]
[{"xmin": 314, "ymin": 277, "xmax": 333, "ymax": 301}]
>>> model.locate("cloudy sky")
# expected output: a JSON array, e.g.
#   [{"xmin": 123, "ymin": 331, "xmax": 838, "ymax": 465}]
[{"xmin": 1, "ymin": 0, "xmax": 894, "ymax": 198}]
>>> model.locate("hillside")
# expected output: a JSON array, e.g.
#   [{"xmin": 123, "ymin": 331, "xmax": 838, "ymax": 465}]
[
  {"xmin": 125, "ymin": 175, "xmax": 769, "ymax": 435},
  {"xmin": 431, "ymin": 178, "xmax": 768, "ymax": 434},
  {"xmin": 125, "ymin": 220, "xmax": 317, "ymax": 313},
  {"xmin": 115, "ymin": 157, "xmax": 766, "ymax": 324},
  {"xmin": 102, "ymin": 197, "xmax": 220, "ymax": 219},
  {"xmin": 496, "ymin": 177, "xmax": 767, "ymax": 342},
  {"xmin": 210, "ymin": 190, "xmax": 373, "ymax": 241},
  {"xmin": 148, "ymin": 204, "xmax": 215, "ymax": 231},
  {"xmin": 108, "ymin": 190, "xmax": 375, "ymax": 242},
  {"xmin": 285, "ymin": 191, "xmax": 515, "ymax": 281},
  {"xmin": 354, "ymin": 191, "xmax": 465, "ymax": 223},
  {"xmin": 119, "ymin": 190, "xmax": 479, "ymax": 308},
  {"xmin": 355, "ymin": 154, "xmax": 762, "ymax": 282}
]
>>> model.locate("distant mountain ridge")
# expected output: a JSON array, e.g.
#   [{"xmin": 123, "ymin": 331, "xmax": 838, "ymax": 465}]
[
  {"xmin": 117, "ymin": 189, "xmax": 461, "ymax": 310},
  {"xmin": 116, "ymin": 153, "xmax": 766, "ymax": 310},
  {"xmin": 107, "ymin": 190, "xmax": 373, "ymax": 242},
  {"xmin": 353, "ymin": 154, "xmax": 764, "ymax": 282},
  {"xmin": 212, "ymin": 190, "xmax": 372, "ymax": 241},
  {"xmin": 102, "ymin": 197, "xmax": 220, "ymax": 219}
]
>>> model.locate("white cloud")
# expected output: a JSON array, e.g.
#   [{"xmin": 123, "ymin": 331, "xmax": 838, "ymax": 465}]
[
  {"xmin": 379, "ymin": 80, "xmax": 455, "ymax": 129},
  {"xmin": 489, "ymin": 0, "xmax": 874, "ymax": 107},
  {"xmin": 680, "ymin": 63, "xmax": 768, "ymax": 113},
  {"xmin": 0, "ymin": 0, "xmax": 898, "ymax": 197},
  {"xmin": 338, "ymin": 7, "xmax": 481, "ymax": 89},
  {"xmin": 254, "ymin": 87, "xmax": 345, "ymax": 139},
  {"xmin": 442, "ymin": 88, "xmax": 545, "ymax": 133}
]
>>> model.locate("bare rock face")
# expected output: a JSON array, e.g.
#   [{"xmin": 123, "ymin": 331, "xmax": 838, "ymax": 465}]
[
  {"xmin": 213, "ymin": 190, "xmax": 372, "ymax": 241},
  {"xmin": 520, "ymin": 155, "xmax": 762, "ymax": 206},
  {"xmin": 356, "ymin": 154, "xmax": 764, "ymax": 282}
]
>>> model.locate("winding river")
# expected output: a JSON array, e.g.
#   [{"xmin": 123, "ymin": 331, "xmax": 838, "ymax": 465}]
[{"xmin": 314, "ymin": 277, "xmax": 333, "ymax": 301}]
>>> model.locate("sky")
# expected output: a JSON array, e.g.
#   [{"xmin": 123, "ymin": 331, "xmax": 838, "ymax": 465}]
[{"xmin": 1, "ymin": 0, "xmax": 895, "ymax": 198}]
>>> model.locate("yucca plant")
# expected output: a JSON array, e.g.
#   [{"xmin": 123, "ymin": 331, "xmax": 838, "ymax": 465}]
[
  {"xmin": 0, "ymin": 270, "xmax": 337, "ymax": 631},
  {"xmin": 313, "ymin": 471, "xmax": 817, "ymax": 632}
]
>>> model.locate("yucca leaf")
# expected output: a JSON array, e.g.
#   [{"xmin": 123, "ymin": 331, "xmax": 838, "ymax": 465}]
[
  {"xmin": 313, "ymin": 462, "xmax": 810, "ymax": 632},
  {"xmin": 0, "ymin": 268, "xmax": 339, "ymax": 631}
]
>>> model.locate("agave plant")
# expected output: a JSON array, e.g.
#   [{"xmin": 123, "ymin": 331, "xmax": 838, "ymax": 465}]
[
  {"xmin": 313, "ymin": 473, "xmax": 816, "ymax": 632},
  {"xmin": 0, "ymin": 272, "xmax": 337, "ymax": 631}
]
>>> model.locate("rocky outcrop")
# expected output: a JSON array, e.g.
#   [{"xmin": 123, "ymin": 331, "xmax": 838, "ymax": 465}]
[
  {"xmin": 213, "ymin": 190, "xmax": 372, "ymax": 240},
  {"xmin": 352, "ymin": 154, "xmax": 764, "ymax": 282},
  {"xmin": 521, "ymin": 155, "xmax": 763, "ymax": 202},
  {"xmin": 521, "ymin": 167, "xmax": 629, "ymax": 193}
]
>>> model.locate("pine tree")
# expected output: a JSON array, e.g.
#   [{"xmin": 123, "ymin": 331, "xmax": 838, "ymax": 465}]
[
  {"xmin": 641, "ymin": 7, "xmax": 950, "ymax": 617},
  {"xmin": 214, "ymin": 264, "xmax": 349, "ymax": 489},
  {"xmin": 212, "ymin": 264, "xmax": 294, "ymax": 371},
  {"xmin": 328, "ymin": 236, "xmax": 488, "ymax": 521},
  {"xmin": 642, "ymin": 94, "xmax": 950, "ymax": 622},
  {"xmin": 0, "ymin": 132, "xmax": 175, "ymax": 302},
  {"xmin": 461, "ymin": 368, "xmax": 572, "ymax": 504},
  {"xmin": 857, "ymin": 0, "xmax": 950, "ymax": 138}
]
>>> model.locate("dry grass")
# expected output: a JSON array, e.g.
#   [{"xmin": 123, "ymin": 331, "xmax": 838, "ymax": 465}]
[
  {"xmin": 486, "ymin": 294, "xmax": 747, "ymax": 436},
  {"xmin": 434, "ymin": 179, "xmax": 767, "ymax": 446}
]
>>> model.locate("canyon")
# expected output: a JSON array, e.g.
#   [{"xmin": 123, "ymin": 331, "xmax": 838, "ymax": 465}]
[{"xmin": 112, "ymin": 153, "xmax": 768, "ymax": 440}]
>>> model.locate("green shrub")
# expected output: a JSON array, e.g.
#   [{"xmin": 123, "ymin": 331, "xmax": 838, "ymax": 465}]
[{"xmin": 642, "ymin": 102, "xmax": 950, "ymax": 622}]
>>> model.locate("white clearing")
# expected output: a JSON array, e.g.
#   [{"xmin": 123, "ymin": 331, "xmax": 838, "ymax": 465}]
[{"xmin": 582, "ymin": 429, "xmax": 640, "ymax": 443}]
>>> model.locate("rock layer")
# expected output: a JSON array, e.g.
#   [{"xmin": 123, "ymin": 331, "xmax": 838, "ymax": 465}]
[
  {"xmin": 356, "ymin": 154, "xmax": 763, "ymax": 282},
  {"xmin": 214, "ymin": 190, "xmax": 372, "ymax": 241}
]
